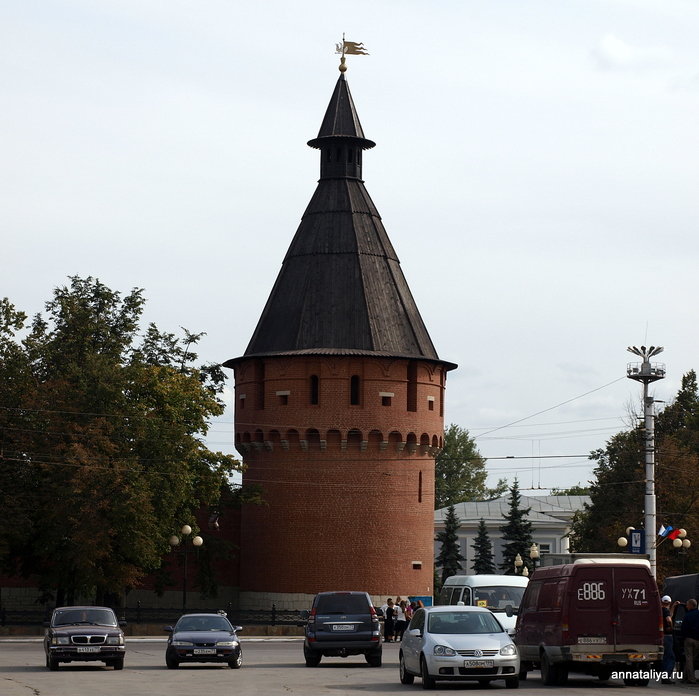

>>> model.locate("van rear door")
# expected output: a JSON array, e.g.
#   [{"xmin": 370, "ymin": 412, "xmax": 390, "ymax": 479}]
[
  {"xmin": 614, "ymin": 566, "xmax": 661, "ymax": 645},
  {"xmin": 569, "ymin": 565, "xmax": 661, "ymax": 648}
]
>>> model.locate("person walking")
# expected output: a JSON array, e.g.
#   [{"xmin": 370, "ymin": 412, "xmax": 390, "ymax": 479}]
[
  {"xmin": 681, "ymin": 598, "xmax": 699, "ymax": 684},
  {"xmin": 660, "ymin": 595, "xmax": 677, "ymax": 684},
  {"xmin": 383, "ymin": 598, "xmax": 396, "ymax": 642}
]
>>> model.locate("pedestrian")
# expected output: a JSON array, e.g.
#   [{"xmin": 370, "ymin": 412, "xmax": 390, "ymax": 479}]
[
  {"xmin": 395, "ymin": 600, "xmax": 408, "ymax": 641},
  {"xmin": 681, "ymin": 598, "xmax": 699, "ymax": 684},
  {"xmin": 660, "ymin": 595, "xmax": 676, "ymax": 684},
  {"xmin": 383, "ymin": 598, "xmax": 396, "ymax": 642}
]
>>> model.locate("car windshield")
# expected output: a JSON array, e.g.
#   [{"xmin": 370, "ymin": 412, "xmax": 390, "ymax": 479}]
[
  {"xmin": 315, "ymin": 594, "xmax": 369, "ymax": 615},
  {"xmin": 427, "ymin": 611, "xmax": 503, "ymax": 634},
  {"xmin": 53, "ymin": 608, "xmax": 118, "ymax": 627},
  {"xmin": 175, "ymin": 616, "xmax": 233, "ymax": 632},
  {"xmin": 472, "ymin": 586, "xmax": 526, "ymax": 613}
]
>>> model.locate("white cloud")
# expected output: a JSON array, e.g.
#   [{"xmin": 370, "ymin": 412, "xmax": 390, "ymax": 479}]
[{"xmin": 591, "ymin": 34, "xmax": 673, "ymax": 71}]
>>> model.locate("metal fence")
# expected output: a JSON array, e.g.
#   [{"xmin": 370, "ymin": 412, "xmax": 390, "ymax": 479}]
[{"xmin": 0, "ymin": 605, "xmax": 305, "ymax": 627}]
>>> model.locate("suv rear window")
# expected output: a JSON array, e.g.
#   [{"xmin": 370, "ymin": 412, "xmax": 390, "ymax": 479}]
[{"xmin": 315, "ymin": 594, "xmax": 369, "ymax": 614}]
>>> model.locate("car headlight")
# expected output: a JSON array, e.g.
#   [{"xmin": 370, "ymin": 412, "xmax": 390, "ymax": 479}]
[
  {"xmin": 433, "ymin": 645, "xmax": 457, "ymax": 656},
  {"xmin": 216, "ymin": 640, "xmax": 238, "ymax": 647},
  {"xmin": 52, "ymin": 636, "xmax": 70, "ymax": 645},
  {"xmin": 106, "ymin": 635, "xmax": 124, "ymax": 645},
  {"xmin": 500, "ymin": 643, "xmax": 517, "ymax": 656},
  {"xmin": 172, "ymin": 640, "xmax": 194, "ymax": 646}
]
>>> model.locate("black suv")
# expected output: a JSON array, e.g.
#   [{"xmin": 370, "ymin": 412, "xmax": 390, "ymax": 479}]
[
  {"xmin": 44, "ymin": 606, "xmax": 126, "ymax": 670},
  {"xmin": 302, "ymin": 591, "xmax": 382, "ymax": 667}
]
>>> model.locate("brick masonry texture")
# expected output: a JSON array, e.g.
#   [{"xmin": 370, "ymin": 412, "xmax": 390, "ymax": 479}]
[{"xmin": 234, "ymin": 355, "xmax": 447, "ymax": 598}]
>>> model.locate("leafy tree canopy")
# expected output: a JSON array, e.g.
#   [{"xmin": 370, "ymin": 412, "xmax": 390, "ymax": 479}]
[
  {"xmin": 571, "ymin": 371, "xmax": 699, "ymax": 578},
  {"xmin": 550, "ymin": 484, "xmax": 590, "ymax": 495},
  {"xmin": 435, "ymin": 424, "xmax": 507, "ymax": 509},
  {"xmin": 0, "ymin": 277, "xmax": 242, "ymax": 605}
]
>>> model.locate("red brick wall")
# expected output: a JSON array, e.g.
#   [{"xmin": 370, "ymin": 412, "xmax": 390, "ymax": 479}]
[{"xmin": 233, "ymin": 355, "xmax": 447, "ymax": 597}]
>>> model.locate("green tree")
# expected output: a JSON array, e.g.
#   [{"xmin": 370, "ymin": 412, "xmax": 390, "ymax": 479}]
[
  {"xmin": 570, "ymin": 371, "xmax": 699, "ymax": 578},
  {"xmin": 435, "ymin": 424, "xmax": 507, "ymax": 509},
  {"xmin": 499, "ymin": 479, "xmax": 534, "ymax": 574},
  {"xmin": 550, "ymin": 485, "xmax": 590, "ymax": 496},
  {"xmin": 471, "ymin": 519, "xmax": 496, "ymax": 574},
  {"xmin": 0, "ymin": 277, "xmax": 242, "ymax": 605},
  {"xmin": 435, "ymin": 505, "xmax": 466, "ymax": 584}
]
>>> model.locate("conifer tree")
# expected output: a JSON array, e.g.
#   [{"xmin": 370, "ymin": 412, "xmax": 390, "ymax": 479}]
[
  {"xmin": 471, "ymin": 518, "xmax": 496, "ymax": 574},
  {"xmin": 499, "ymin": 479, "xmax": 534, "ymax": 574},
  {"xmin": 435, "ymin": 505, "xmax": 466, "ymax": 583}
]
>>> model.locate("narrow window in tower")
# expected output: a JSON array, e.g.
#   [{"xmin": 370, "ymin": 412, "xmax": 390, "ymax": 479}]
[
  {"xmin": 276, "ymin": 391, "xmax": 289, "ymax": 406},
  {"xmin": 427, "ymin": 396, "xmax": 435, "ymax": 411},
  {"xmin": 350, "ymin": 375, "xmax": 360, "ymax": 405},
  {"xmin": 418, "ymin": 470, "xmax": 423, "ymax": 503},
  {"xmin": 326, "ymin": 149, "xmax": 332, "ymax": 162},
  {"xmin": 254, "ymin": 360, "xmax": 265, "ymax": 409},
  {"xmin": 239, "ymin": 394, "xmax": 246, "ymax": 410},
  {"xmin": 380, "ymin": 391, "xmax": 394, "ymax": 407},
  {"xmin": 310, "ymin": 375, "xmax": 319, "ymax": 405},
  {"xmin": 407, "ymin": 361, "xmax": 418, "ymax": 412},
  {"xmin": 347, "ymin": 148, "xmax": 353, "ymax": 163}
]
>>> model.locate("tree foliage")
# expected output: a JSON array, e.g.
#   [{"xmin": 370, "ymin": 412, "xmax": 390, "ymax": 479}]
[
  {"xmin": 435, "ymin": 505, "xmax": 466, "ymax": 584},
  {"xmin": 435, "ymin": 424, "xmax": 506, "ymax": 509},
  {"xmin": 499, "ymin": 479, "xmax": 534, "ymax": 574},
  {"xmin": 0, "ymin": 277, "xmax": 242, "ymax": 604},
  {"xmin": 471, "ymin": 519, "xmax": 496, "ymax": 574},
  {"xmin": 571, "ymin": 371, "xmax": 699, "ymax": 578}
]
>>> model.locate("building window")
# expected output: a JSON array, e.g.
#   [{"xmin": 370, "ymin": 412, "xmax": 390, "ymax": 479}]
[
  {"xmin": 407, "ymin": 361, "xmax": 418, "ymax": 412},
  {"xmin": 350, "ymin": 375, "xmax": 360, "ymax": 405},
  {"xmin": 380, "ymin": 392, "xmax": 394, "ymax": 407},
  {"xmin": 310, "ymin": 375, "xmax": 319, "ymax": 405},
  {"xmin": 418, "ymin": 471, "xmax": 423, "ymax": 503},
  {"xmin": 276, "ymin": 390, "xmax": 290, "ymax": 406},
  {"xmin": 427, "ymin": 396, "xmax": 435, "ymax": 411},
  {"xmin": 539, "ymin": 543, "xmax": 551, "ymax": 555},
  {"xmin": 239, "ymin": 393, "xmax": 246, "ymax": 410}
]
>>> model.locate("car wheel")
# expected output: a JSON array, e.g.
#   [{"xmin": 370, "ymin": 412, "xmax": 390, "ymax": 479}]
[
  {"xmin": 540, "ymin": 652, "xmax": 559, "ymax": 686},
  {"xmin": 48, "ymin": 655, "xmax": 59, "ymax": 671},
  {"xmin": 229, "ymin": 650, "xmax": 243, "ymax": 669},
  {"xmin": 166, "ymin": 654, "xmax": 179, "ymax": 669},
  {"xmin": 399, "ymin": 652, "xmax": 415, "ymax": 684},
  {"xmin": 598, "ymin": 667, "xmax": 612, "ymax": 681},
  {"xmin": 304, "ymin": 646, "xmax": 321, "ymax": 667},
  {"xmin": 505, "ymin": 676, "xmax": 520, "ymax": 689},
  {"xmin": 112, "ymin": 658, "xmax": 124, "ymax": 670},
  {"xmin": 421, "ymin": 655, "xmax": 436, "ymax": 690},
  {"xmin": 365, "ymin": 649, "xmax": 382, "ymax": 667}
]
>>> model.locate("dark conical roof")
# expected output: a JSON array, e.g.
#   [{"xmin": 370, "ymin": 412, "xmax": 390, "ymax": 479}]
[{"xmin": 226, "ymin": 74, "xmax": 454, "ymax": 369}]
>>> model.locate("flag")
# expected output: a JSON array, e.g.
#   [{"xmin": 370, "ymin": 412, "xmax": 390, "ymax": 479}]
[
  {"xmin": 668, "ymin": 528, "xmax": 682, "ymax": 540},
  {"xmin": 335, "ymin": 40, "xmax": 369, "ymax": 56},
  {"xmin": 658, "ymin": 524, "xmax": 673, "ymax": 537}
]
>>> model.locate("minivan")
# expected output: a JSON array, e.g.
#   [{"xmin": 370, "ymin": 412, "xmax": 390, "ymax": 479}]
[
  {"xmin": 437, "ymin": 574, "xmax": 529, "ymax": 633},
  {"xmin": 515, "ymin": 563, "xmax": 663, "ymax": 686}
]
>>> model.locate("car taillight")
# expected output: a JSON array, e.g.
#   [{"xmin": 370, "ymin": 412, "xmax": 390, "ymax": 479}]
[
  {"xmin": 370, "ymin": 606, "xmax": 378, "ymax": 623},
  {"xmin": 308, "ymin": 608, "xmax": 316, "ymax": 627}
]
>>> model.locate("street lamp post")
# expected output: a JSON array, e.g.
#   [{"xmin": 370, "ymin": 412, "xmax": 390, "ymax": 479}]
[
  {"xmin": 529, "ymin": 543, "xmax": 540, "ymax": 571},
  {"xmin": 169, "ymin": 524, "xmax": 203, "ymax": 612},
  {"xmin": 514, "ymin": 553, "xmax": 523, "ymax": 575}
]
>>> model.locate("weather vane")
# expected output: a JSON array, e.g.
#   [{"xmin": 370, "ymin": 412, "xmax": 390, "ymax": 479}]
[{"xmin": 335, "ymin": 33, "xmax": 368, "ymax": 73}]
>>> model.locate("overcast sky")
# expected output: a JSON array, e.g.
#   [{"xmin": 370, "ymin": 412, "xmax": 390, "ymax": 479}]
[{"xmin": 3, "ymin": 0, "xmax": 698, "ymax": 494}]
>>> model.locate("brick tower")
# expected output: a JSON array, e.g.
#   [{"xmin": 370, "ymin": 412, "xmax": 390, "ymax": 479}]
[{"xmin": 224, "ymin": 69, "xmax": 456, "ymax": 609}]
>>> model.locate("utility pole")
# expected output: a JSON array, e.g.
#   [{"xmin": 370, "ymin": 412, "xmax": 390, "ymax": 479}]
[{"xmin": 626, "ymin": 345, "xmax": 665, "ymax": 579}]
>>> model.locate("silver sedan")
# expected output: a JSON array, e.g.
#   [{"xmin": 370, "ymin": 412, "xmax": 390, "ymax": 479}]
[{"xmin": 399, "ymin": 605, "xmax": 520, "ymax": 689}]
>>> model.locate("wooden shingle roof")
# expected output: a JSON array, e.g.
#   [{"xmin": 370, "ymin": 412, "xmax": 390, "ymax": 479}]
[{"xmin": 227, "ymin": 74, "xmax": 454, "ymax": 369}]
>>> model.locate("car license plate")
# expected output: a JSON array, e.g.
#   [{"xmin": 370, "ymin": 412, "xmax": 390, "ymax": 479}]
[
  {"xmin": 332, "ymin": 624, "xmax": 355, "ymax": 631},
  {"xmin": 464, "ymin": 659, "xmax": 494, "ymax": 668},
  {"xmin": 193, "ymin": 648, "xmax": 216, "ymax": 654},
  {"xmin": 77, "ymin": 646, "xmax": 100, "ymax": 653}
]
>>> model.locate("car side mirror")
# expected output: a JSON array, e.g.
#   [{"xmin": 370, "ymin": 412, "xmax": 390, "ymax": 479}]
[
  {"xmin": 163, "ymin": 626, "xmax": 173, "ymax": 633},
  {"xmin": 234, "ymin": 626, "xmax": 243, "ymax": 633},
  {"xmin": 373, "ymin": 606, "xmax": 384, "ymax": 619},
  {"xmin": 300, "ymin": 610, "xmax": 310, "ymax": 621},
  {"xmin": 119, "ymin": 620, "xmax": 127, "ymax": 627},
  {"xmin": 408, "ymin": 628, "xmax": 422, "ymax": 637}
]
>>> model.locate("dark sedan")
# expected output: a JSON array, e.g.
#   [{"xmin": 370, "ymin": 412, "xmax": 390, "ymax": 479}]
[
  {"xmin": 44, "ymin": 606, "xmax": 126, "ymax": 670},
  {"xmin": 164, "ymin": 613, "xmax": 243, "ymax": 669}
]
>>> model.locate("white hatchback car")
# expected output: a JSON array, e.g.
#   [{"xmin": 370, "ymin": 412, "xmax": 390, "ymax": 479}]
[{"xmin": 399, "ymin": 605, "xmax": 520, "ymax": 689}]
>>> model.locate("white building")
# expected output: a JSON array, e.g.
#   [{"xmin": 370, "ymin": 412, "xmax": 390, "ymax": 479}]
[{"xmin": 434, "ymin": 496, "xmax": 590, "ymax": 572}]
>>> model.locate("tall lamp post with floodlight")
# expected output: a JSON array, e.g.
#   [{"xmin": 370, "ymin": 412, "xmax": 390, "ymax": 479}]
[
  {"xmin": 627, "ymin": 345, "xmax": 665, "ymax": 579},
  {"xmin": 169, "ymin": 525, "xmax": 203, "ymax": 612}
]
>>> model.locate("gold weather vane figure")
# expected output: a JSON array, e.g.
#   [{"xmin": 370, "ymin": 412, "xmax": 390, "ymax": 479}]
[{"xmin": 335, "ymin": 33, "xmax": 369, "ymax": 72}]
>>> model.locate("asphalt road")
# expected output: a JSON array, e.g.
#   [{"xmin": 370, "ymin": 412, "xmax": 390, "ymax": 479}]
[{"xmin": 0, "ymin": 638, "xmax": 692, "ymax": 696}]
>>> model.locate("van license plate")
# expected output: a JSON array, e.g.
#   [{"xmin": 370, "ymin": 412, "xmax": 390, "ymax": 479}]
[
  {"xmin": 578, "ymin": 637, "xmax": 606, "ymax": 644},
  {"xmin": 332, "ymin": 624, "xmax": 355, "ymax": 631},
  {"xmin": 77, "ymin": 646, "xmax": 100, "ymax": 653},
  {"xmin": 464, "ymin": 660, "xmax": 494, "ymax": 668}
]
